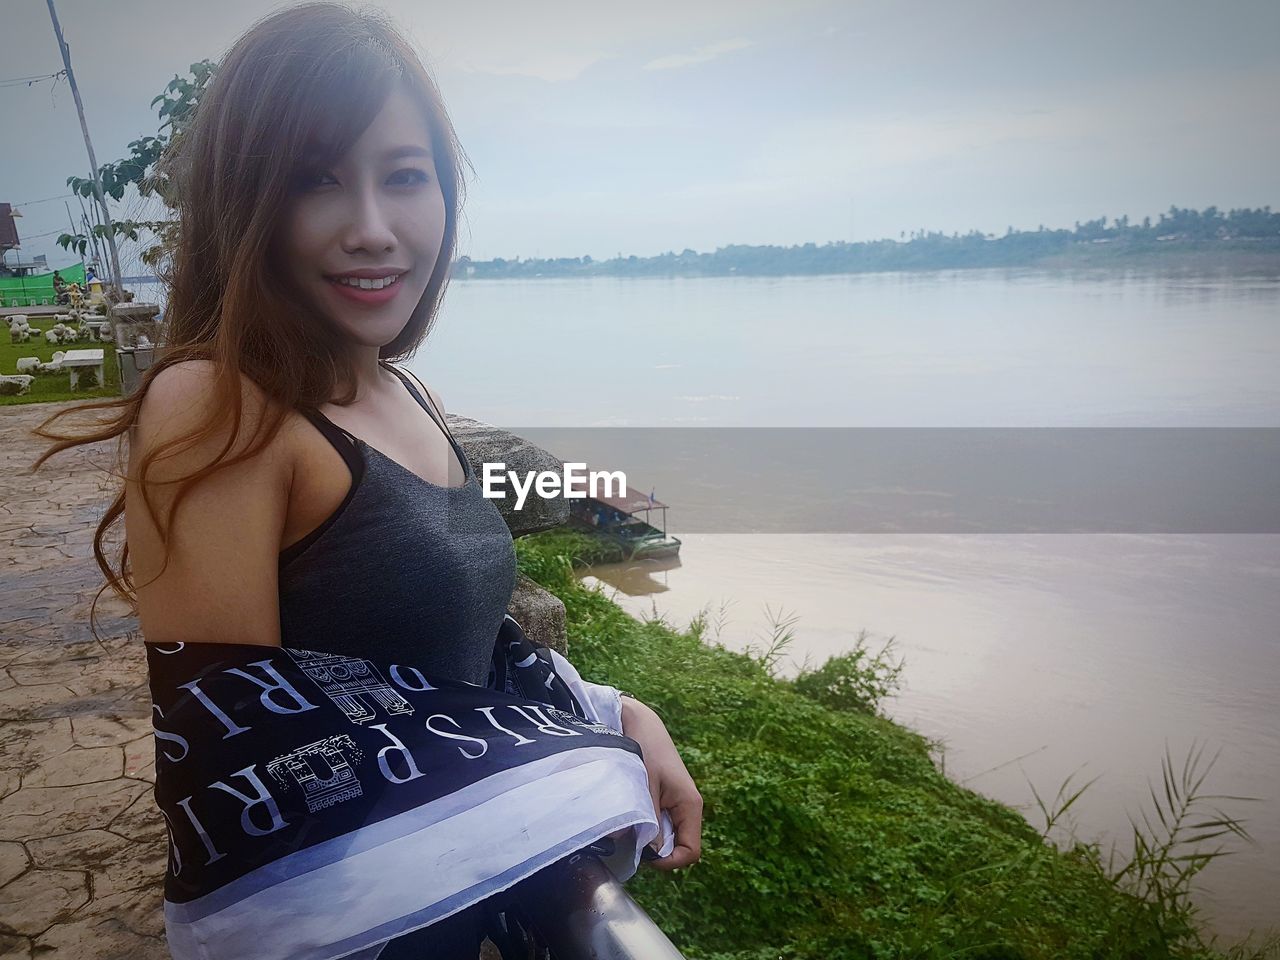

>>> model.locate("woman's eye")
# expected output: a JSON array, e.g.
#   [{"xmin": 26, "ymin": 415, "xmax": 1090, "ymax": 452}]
[
  {"xmin": 295, "ymin": 169, "xmax": 337, "ymax": 190},
  {"xmin": 388, "ymin": 168, "xmax": 430, "ymax": 186}
]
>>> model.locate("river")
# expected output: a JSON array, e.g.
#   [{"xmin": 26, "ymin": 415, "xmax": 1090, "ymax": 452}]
[{"xmin": 134, "ymin": 265, "xmax": 1280, "ymax": 938}]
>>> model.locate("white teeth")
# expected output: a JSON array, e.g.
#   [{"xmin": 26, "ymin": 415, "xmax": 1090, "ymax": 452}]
[{"xmin": 332, "ymin": 274, "xmax": 399, "ymax": 290}]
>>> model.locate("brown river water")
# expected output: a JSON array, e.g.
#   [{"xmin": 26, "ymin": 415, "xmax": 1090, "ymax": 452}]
[{"xmin": 580, "ymin": 533, "xmax": 1280, "ymax": 940}]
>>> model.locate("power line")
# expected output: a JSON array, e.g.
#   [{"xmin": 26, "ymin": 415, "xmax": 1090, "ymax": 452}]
[
  {"xmin": 16, "ymin": 227, "xmax": 69, "ymax": 241},
  {"xmin": 13, "ymin": 192, "xmax": 76, "ymax": 207},
  {"xmin": 0, "ymin": 70, "xmax": 66, "ymax": 89}
]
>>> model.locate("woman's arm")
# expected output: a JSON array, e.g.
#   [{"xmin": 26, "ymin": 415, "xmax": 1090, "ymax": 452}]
[
  {"xmin": 539, "ymin": 646, "xmax": 702, "ymax": 868},
  {"xmin": 621, "ymin": 696, "xmax": 704, "ymax": 871},
  {"xmin": 128, "ymin": 360, "xmax": 291, "ymax": 647}
]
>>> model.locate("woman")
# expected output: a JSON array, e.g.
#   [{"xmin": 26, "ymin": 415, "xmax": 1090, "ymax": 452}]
[{"xmin": 32, "ymin": 3, "xmax": 701, "ymax": 956}]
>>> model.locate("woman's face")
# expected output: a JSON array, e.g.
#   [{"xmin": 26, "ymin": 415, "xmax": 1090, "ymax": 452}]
[{"xmin": 278, "ymin": 82, "xmax": 446, "ymax": 348}]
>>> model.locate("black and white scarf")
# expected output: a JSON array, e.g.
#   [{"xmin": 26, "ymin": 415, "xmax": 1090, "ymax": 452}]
[{"xmin": 146, "ymin": 614, "xmax": 673, "ymax": 960}]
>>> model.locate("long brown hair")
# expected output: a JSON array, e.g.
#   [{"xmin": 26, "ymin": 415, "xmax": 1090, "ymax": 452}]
[{"xmin": 29, "ymin": 2, "xmax": 471, "ymax": 638}]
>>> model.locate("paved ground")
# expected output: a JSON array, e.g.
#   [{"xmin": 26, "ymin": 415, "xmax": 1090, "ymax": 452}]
[
  {"xmin": 0, "ymin": 399, "xmax": 166, "ymax": 959},
  {"xmin": 2, "ymin": 307, "xmax": 65, "ymax": 319},
  {"xmin": 0, "ymin": 400, "xmax": 513, "ymax": 960}
]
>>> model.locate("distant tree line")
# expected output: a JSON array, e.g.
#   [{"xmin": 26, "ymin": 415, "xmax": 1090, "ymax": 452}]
[
  {"xmin": 51, "ymin": 64, "xmax": 1277, "ymax": 285},
  {"xmin": 458, "ymin": 205, "xmax": 1280, "ymax": 279}
]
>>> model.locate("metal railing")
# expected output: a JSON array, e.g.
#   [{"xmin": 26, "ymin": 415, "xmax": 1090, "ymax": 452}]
[{"xmin": 504, "ymin": 849, "xmax": 687, "ymax": 960}]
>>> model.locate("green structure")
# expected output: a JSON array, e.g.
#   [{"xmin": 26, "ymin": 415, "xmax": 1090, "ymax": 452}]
[{"xmin": 0, "ymin": 262, "xmax": 88, "ymax": 308}]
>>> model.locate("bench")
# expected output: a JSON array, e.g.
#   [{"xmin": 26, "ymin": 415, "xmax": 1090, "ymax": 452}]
[{"xmin": 61, "ymin": 348, "xmax": 106, "ymax": 391}]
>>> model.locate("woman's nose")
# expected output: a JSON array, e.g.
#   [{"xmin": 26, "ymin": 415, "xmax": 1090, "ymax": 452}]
[{"xmin": 340, "ymin": 187, "xmax": 397, "ymax": 254}]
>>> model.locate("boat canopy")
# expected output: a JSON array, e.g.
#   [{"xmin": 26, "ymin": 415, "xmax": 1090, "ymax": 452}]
[{"xmin": 589, "ymin": 488, "xmax": 668, "ymax": 515}]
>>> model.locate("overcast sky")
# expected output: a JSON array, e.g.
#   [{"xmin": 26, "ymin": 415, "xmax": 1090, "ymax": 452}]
[{"xmin": 2, "ymin": 0, "xmax": 1277, "ymax": 272}]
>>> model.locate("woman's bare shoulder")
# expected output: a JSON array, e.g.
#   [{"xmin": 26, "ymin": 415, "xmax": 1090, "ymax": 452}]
[
  {"xmin": 138, "ymin": 359, "xmax": 305, "ymax": 465},
  {"xmin": 143, "ymin": 359, "xmax": 282, "ymax": 416}
]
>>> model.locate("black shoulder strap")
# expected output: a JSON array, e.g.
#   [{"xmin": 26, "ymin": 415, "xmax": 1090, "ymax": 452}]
[
  {"xmin": 383, "ymin": 362, "xmax": 450, "ymax": 431},
  {"xmin": 299, "ymin": 408, "xmax": 363, "ymax": 477},
  {"xmin": 381, "ymin": 361, "xmax": 471, "ymax": 478}
]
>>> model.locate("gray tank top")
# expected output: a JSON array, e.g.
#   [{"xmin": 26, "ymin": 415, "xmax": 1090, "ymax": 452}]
[{"xmin": 277, "ymin": 360, "xmax": 516, "ymax": 686}]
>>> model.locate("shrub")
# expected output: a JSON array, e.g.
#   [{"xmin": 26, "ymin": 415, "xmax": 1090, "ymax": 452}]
[{"xmin": 788, "ymin": 630, "xmax": 904, "ymax": 716}]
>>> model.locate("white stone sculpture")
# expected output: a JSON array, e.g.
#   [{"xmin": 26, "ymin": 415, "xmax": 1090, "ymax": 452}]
[
  {"xmin": 36, "ymin": 350, "xmax": 67, "ymax": 375},
  {"xmin": 0, "ymin": 374, "xmax": 35, "ymax": 396},
  {"xmin": 43, "ymin": 322, "xmax": 80, "ymax": 345}
]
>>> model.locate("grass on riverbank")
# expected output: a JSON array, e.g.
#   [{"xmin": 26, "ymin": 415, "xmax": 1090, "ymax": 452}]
[
  {"xmin": 0, "ymin": 336, "xmax": 120, "ymax": 405},
  {"xmin": 516, "ymin": 528, "xmax": 1277, "ymax": 960}
]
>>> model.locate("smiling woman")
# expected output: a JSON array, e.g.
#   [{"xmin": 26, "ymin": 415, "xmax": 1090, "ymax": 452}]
[
  {"xmin": 26, "ymin": 2, "xmax": 701, "ymax": 959},
  {"xmin": 29, "ymin": 0, "xmax": 472, "ymax": 642},
  {"xmin": 280, "ymin": 102, "xmax": 445, "ymax": 330}
]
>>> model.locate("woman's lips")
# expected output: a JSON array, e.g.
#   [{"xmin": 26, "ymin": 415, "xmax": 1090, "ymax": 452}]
[{"xmin": 324, "ymin": 273, "xmax": 404, "ymax": 305}]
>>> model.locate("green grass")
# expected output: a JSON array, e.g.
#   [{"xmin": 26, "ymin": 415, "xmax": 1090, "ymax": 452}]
[
  {"xmin": 522, "ymin": 527, "xmax": 630, "ymax": 566},
  {"xmin": 515, "ymin": 531, "xmax": 1279, "ymax": 960},
  {"xmin": 0, "ymin": 331, "xmax": 120, "ymax": 405}
]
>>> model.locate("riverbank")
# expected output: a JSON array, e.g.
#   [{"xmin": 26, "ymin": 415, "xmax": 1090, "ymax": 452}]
[
  {"xmin": 1030, "ymin": 244, "xmax": 1280, "ymax": 273},
  {"xmin": 456, "ymin": 237, "xmax": 1280, "ymax": 281},
  {"xmin": 518, "ymin": 529, "xmax": 1277, "ymax": 958}
]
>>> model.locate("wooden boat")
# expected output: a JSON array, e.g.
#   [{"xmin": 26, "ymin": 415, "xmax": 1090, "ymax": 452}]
[{"xmin": 567, "ymin": 483, "xmax": 682, "ymax": 561}]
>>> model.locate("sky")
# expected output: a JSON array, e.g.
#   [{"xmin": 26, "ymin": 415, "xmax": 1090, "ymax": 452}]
[{"xmin": 1, "ymin": 0, "xmax": 1277, "ymax": 272}]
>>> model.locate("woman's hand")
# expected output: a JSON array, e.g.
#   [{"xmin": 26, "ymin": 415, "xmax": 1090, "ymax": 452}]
[{"xmin": 620, "ymin": 695, "xmax": 703, "ymax": 871}]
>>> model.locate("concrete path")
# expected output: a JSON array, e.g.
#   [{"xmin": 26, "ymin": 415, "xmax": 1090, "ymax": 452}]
[
  {"xmin": 0, "ymin": 400, "xmax": 508, "ymax": 960},
  {"xmin": 1, "ymin": 306, "xmax": 65, "ymax": 319},
  {"xmin": 0, "ymin": 399, "xmax": 166, "ymax": 959}
]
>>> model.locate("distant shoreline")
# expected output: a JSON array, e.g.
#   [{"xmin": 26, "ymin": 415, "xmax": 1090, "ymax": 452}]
[
  {"xmin": 458, "ymin": 240, "xmax": 1280, "ymax": 281},
  {"xmin": 455, "ymin": 238, "xmax": 1280, "ymax": 280},
  {"xmin": 116, "ymin": 240, "xmax": 1280, "ymax": 289},
  {"xmin": 1022, "ymin": 244, "xmax": 1280, "ymax": 273}
]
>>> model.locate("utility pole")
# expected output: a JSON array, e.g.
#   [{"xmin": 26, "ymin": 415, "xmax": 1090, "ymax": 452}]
[
  {"xmin": 46, "ymin": 0, "xmax": 123, "ymax": 300},
  {"xmin": 78, "ymin": 197, "xmax": 106, "ymax": 279}
]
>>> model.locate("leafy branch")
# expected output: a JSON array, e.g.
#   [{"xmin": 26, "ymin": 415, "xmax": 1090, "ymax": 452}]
[{"xmin": 57, "ymin": 60, "xmax": 215, "ymax": 268}]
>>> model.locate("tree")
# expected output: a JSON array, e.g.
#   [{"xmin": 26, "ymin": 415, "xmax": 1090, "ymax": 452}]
[{"xmin": 58, "ymin": 60, "xmax": 216, "ymax": 269}]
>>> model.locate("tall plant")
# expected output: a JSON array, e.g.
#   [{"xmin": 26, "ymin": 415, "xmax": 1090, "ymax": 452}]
[{"xmin": 57, "ymin": 60, "xmax": 215, "ymax": 269}]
